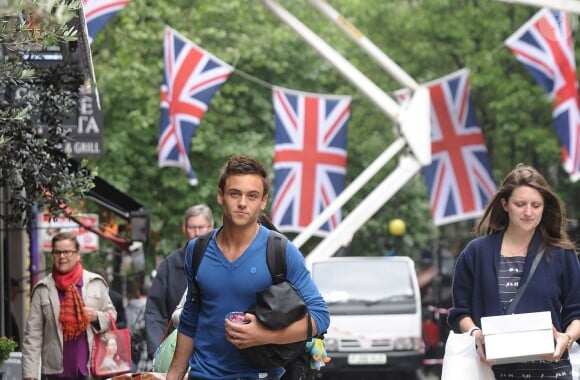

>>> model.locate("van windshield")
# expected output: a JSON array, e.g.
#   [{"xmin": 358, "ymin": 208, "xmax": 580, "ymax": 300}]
[{"xmin": 312, "ymin": 260, "xmax": 417, "ymax": 315}]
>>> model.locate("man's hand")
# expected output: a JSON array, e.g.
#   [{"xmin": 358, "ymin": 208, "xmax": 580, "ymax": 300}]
[{"xmin": 224, "ymin": 313, "xmax": 273, "ymax": 349}]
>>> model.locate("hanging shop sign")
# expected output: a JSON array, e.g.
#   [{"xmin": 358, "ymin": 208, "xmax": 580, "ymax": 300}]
[{"xmin": 40, "ymin": 213, "xmax": 100, "ymax": 253}]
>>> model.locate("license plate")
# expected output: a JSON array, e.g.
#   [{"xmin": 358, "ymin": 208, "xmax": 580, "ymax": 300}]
[{"xmin": 347, "ymin": 353, "xmax": 387, "ymax": 365}]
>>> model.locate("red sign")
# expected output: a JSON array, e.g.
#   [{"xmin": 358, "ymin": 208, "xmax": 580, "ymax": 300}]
[{"xmin": 40, "ymin": 213, "xmax": 99, "ymax": 253}]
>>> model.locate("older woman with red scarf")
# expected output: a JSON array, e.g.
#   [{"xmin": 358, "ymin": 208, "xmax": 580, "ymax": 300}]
[{"xmin": 22, "ymin": 231, "xmax": 117, "ymax": 380}]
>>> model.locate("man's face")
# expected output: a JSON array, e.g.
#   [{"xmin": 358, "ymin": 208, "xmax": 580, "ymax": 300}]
[
  {"xmin": 218, "ymin": 173, "xmax": 267, "ymax": 228},
  {"xmin": 184, "ymin": 214, "xmax": 213, "ymax": 239}
]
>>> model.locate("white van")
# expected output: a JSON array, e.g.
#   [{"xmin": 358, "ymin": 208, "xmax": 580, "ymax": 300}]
[{"xmin": 311, "ymin": 256, "xmax": 424, "ymax": 379}]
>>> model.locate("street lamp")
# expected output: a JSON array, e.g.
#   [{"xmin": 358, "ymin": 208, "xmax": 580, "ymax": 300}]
[
  {"xmin": 388, "ymin": 218, "xmax": 406, "ymax": 237},
  {"xmin": 386, "ymin": 218, "xmax": 406, "ymax": 256}
]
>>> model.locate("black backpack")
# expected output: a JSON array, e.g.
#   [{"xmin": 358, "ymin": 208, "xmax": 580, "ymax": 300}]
[{"xmin": 187, "ymin": 230, "xmax": 319, "ymax": 380}]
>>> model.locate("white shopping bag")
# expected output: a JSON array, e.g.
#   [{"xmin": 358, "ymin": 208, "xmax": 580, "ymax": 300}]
[{"xmin": 441, "ymin": 331, "xmax": 495, "ymax": 380}]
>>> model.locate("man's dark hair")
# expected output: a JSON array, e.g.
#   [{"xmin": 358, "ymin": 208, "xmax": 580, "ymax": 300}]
[{"xmin": 218, "ymin": 155, "xmax": 270, "ymax": 195}]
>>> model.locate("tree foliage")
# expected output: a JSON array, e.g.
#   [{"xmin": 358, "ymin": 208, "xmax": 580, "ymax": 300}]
[
  {"xmin": 1, "ymin": 0, "xmax": 95, "ymax": 227},
  {"xmin": 16, "ymin": 0, "xmax": 579, "ymax": 259}
]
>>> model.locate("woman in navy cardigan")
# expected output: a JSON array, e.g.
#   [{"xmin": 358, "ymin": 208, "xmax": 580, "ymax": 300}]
[{"xmin": 448, "ymin": 164, "xmax": 580, "ymax": 379}]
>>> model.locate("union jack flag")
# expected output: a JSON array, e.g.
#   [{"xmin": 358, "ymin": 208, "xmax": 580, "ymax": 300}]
[
  {"xmin": 158, "ymin": 27, "xmax": 233, "ymax": 185},
  {"xmin": 505, "ymin": 8, "xmax": 580, "ymax": 182},
  {"xmin": 81, "ymin": 0, "xmax": 130, "ymax": 44},
  {"xmin": 271, "ymin": 87, "xmax": 350, "ymax": 235},
  {"xmin": 396, "ymin": 69, "xmax": 496, "ymax": 226}
]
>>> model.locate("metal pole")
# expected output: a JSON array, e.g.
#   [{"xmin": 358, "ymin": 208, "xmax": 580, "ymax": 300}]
[
  {"xmin": 263, "ymin": 0, "xmax": 431, "ymax": 250},
  {"xmin": 292, "ymin": 137, "xmax": 406, "ymax": 248},
  {"xmin": 261, "ymin": 0, "xmax": 402, "ymax": 123},
  {"xmin": 309, "ymin": 0, "xmax": 419, "ymax": 90},
  {"xmin": 0, "ymin": 179, "xmax": 13, "ymax": 339},
  {"xmin": 0, "ymin": 180, "xmax": 5, "ymax": 337},
  {"xmin": 305, "ymin": 155, "xmax": 422, "ymax": 267}
]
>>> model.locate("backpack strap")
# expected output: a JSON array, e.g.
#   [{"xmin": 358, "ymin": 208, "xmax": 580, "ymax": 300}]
[
  {"xmin": 158, "ymin": 318, "xmax": 174, "ymax": 344},
  {"xmin": 188, "ymin": 231, "xmax": 213, "ymax": 304},
  {"xmin": 266, "ymin": 231, "xmax": 313, "ymax": 340},
  {"xmin": 266, "ymin": 230, "xmax": 288, "ymax": 284},
  {"xmin": 189, "ymin": 229, "xmax": 288, "ymax": 301}
]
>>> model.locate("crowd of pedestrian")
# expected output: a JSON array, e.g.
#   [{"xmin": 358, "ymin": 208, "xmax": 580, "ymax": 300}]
[{"xmin": 13, "ymin": 160, "xmax": 580, "ymax": 380}]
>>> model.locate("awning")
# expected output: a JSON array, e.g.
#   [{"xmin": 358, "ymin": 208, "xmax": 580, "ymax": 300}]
[
  {"xmin": 66, "ymin": 160, "xmax": 150, "ymax": 244},
  {"xmin": 87, "ymin": 176, "xmax": 144, "ymax": 220},
  {"xmin": 85, "ymin": 176, "xmax": 150, "ymax": 244},
  {"xmin": 68, "ymin": 159, "xmax": 144, "ymax": 220}
]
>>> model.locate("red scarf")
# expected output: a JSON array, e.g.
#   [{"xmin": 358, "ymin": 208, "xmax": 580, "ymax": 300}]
[{"xmin": 52, "ymin": 262, "xmax": 89, "ymax": 341}]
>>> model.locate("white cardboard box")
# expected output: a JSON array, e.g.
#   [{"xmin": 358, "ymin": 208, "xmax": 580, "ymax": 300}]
[{"xmin": 481, "ymin": 311, "xmax": 554, "ymax": 364}]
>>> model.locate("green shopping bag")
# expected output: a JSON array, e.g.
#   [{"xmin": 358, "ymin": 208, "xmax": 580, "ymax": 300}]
[{"xmin": 152, "ymin": 329, "xmax": 177, "ymax": 373}]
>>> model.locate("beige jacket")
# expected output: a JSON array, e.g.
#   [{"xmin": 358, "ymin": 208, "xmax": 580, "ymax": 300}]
[{"xmin": 21, "ymin": 270, "xmax": 117, "ymax": 379}]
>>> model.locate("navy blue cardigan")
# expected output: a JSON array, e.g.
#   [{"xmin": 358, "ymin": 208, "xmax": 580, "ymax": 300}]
[{"xmin": 448, "ymin": 230, "xmax": 580, "ymax": 333}]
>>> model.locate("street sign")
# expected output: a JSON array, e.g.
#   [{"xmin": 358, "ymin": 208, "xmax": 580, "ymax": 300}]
[{"xmin": 61, "ymin": 89, "xmax": 104, "ymax": 157}]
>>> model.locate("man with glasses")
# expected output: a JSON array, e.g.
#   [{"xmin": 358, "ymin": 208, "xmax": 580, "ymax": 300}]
[
  {"xmin": 22, "ymin": 231, "xmax": 116, "ymax": 380},
  {"xmin": 145, "ymin": 204, "xmax": 214, "ymax": 359}
]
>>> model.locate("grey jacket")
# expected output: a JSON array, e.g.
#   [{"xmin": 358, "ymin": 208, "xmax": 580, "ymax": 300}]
[
  {"xmin": 21, "ymin": 270, "xmax": 117, "ymax": 379},
  {"xmin": 145, "ymin": 245, "xmax": 187, "ymax": 355}
]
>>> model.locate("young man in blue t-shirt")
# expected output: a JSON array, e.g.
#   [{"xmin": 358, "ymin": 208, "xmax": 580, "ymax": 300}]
[{"xmin": 166, "ymin": 155, "xmax": 330, "ymax": 380}]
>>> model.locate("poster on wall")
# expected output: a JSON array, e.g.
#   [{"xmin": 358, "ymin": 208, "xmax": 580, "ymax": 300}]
[{"xmin": 40, "ymin": 213, "xmax": 99, "ymax": 253}]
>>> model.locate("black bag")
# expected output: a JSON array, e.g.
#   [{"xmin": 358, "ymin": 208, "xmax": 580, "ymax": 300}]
[
  {"xmin": 281, "ymin": 349, "xmax": 318, "ymax": 380},
  {"xmin": 252, "ymin": 281, "xmax": 307, "ymax": 329},
  {"xmin": 241, "ymin": 281, "xmax": 311, "ymax": 369}
]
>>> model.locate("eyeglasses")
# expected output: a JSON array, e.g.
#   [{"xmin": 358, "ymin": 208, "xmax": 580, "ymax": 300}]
[
  {"xmin": 51, "ymin": 249, "xmax": 78, "ymax": 257},
  {"xmin": 186, "ymin": 225, "xmax": 211, "ymax": 232}
]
